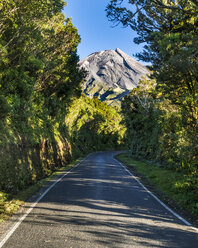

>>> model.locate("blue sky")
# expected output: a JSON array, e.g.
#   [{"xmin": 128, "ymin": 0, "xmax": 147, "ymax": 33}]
[{"xmin": 63, "ymin": 0, "xmax": 144, "ymax": 61}]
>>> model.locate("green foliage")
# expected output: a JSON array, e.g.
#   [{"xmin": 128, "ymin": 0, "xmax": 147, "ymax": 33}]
[
  {"xmin": 0, "ymin": 95, "xmax": 10, "ymax": 119},
  {"xmin": 0, "ymin": 157, "xmax": 82, "ymax": 222},
  {"xmin": 107, "ymin": 0, "xmax": 198, "ymax": 119},
  {"xmin": 117, "ymin": 153, "xmax": 198, "ymax": 217},
  {"xmin": 0, "ymin": 0, "xmax": 84, "ymax": 193},
  {"xmin": 107, "ymin": 1, "xmax": 198, "ymax": 175},
  {"xmin": 0, "ymin": 1, "xmax": 126, "ymax": 195},
  {"xmin": 65, "ymin": 95, "xmax": 126, "ymax": 157},
  {"xmin": 122, "ymin": 77, "xmax": 198, "ymax": 174}
]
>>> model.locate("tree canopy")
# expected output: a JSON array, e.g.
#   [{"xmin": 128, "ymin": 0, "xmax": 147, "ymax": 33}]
[
  {"xmin": 0, "ymin": 0, "xmax": 126, "ymax": 194},
  {"xmin": 107, "ymin": 0, "xmax": 198, "ymax": 177},
  {"xmin": 107, "ymin": 0, "xmax": 198, "ymax": 123}
]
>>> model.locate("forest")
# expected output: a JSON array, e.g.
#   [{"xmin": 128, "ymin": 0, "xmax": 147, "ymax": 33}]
[
  {"xmin": 107, "ymin": 0, "xmax": 198, "ymax": 170},
  {"xmin": 0, "ymin": 0, "xmax": 125, "ymax": 195},
  {"xmin": 107, "ymin": 0, "xmax": 198, "ymax": 214},
  {"xmin": 0, "ymin": 0, "xmax": 197, "ymax": 216}
]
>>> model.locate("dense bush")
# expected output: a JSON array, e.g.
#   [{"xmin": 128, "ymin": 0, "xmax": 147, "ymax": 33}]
[
  {"xmin": 0, "ymin": 1, "xmax": 126, "ymax": 194},
  {"xmin": 122, "ymin": 78, "xmax": 198, "ymax": 175},
  {"xmin": 66, "ymin": 95, "xmax": 126, "ymax": 157},
  {"xmin": 107, "ymin": 0, "xmax": 198, "ymax": 176}
]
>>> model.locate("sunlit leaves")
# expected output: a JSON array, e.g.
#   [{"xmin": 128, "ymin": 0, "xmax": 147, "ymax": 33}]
[
  {"xmin": 0, "ymin": 0, "xmax": 86, "ymax": 192},
  {"xmin": 121, "ymin": 77, "xmax": 198, "ymax": 173},
  {"xmin": 107, "ymin": 0, "xmax": 198, "ymax": 123}
]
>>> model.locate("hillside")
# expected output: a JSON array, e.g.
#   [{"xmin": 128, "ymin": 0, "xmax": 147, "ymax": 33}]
[{"xmin": 79, "ymin": 48, "xmax": 149, "ymax": 106}]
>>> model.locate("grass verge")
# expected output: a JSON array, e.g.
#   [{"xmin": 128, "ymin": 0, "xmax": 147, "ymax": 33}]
[
  {"xmin": 116, "ymin": 153, "xmax": 198, "ymax": 226},
  {"xmin": 0, "ymin": 158, "xmax": 83, "ymax": 223}
]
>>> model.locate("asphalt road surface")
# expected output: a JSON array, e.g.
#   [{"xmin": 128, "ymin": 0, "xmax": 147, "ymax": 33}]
[{"xmin": 0, "ymin": 151, "xmax": 198, "ymax": 247}]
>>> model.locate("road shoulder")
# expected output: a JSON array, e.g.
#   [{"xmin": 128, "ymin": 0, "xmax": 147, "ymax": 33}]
[{"xmin": 114, "ymin": 152, "xmax": 198, "ymax": 228}]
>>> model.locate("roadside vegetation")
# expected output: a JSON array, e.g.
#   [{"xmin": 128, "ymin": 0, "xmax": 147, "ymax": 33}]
[
  {"xmin": 65, "ymin": 95, "xmax": 126, "ymax": 156},
  {"xmin": 0, "ymin": 158, "xmax": 82, "ymax": 223},
  {"xmin": 1, "ymin": 0, "xmax": 198, "ymax": 224},
  {"xmin": 116, "ymin": 153, "xmax": 198, "ymax": 222},
  {"xmin": 107, "ymin": 0, "xmax": 198, "ymax": 218},
  {"xmin": 0, "ymin": 0, "xmax": 125, "ymax": 217}
]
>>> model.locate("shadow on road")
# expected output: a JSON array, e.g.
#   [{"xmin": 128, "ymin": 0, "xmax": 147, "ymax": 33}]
[{"xmin": 9, "ymin": 152, "xmax": 198, "ymax": 247}]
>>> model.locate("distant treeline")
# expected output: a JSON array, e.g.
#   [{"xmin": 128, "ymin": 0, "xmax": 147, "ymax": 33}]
[{"xmin": 0, "ymin": 0, "xmax": 125, "ymax": 193}]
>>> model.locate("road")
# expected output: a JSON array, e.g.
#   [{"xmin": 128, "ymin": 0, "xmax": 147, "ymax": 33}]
[{"xmin": 0, "ymin": 151, "xmax": 197, "ymax": 247}]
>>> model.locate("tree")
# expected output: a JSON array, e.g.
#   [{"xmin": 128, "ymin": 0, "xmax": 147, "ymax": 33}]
[
  {"xmin": 121, "ymin": 78, "xmax": 160, "ymax": 157},
  {"xmin": 106, "ymin": 0, "xmax": 198, "ymax": 179},
  {"xmin": 0, "ymin": 0, "xmax": 85, "ymax": 192},
  {"xmin": 106, "ymin": 0, "xmax": 198, "ymax": 123}
]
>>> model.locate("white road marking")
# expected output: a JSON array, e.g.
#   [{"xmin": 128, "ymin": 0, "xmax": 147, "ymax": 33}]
[
  {"xmin": 0, "ymin": 152, "xmax": 197, "ymax": 248},
  {"xmin": 0, "ymin": 155, "xmax": 90, "ymax": 248},
  {"xmin": 113, "ymin": 156, "xmax": 198, "ymax": 233}
]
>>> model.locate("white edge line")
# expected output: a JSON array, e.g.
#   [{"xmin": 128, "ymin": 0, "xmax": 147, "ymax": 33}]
[
  {"xmin": 113, "ymin": 156, "xmax": 198, "ymax": 232},
  {"xmin": 0, "ymin": 155, "xmax": 89, "ymax": 248}
]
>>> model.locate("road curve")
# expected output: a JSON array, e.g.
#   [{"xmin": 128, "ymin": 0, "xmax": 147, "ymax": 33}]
[{"xmin": 0, "ymin": 151, "xmax": 197, "ymax": 247}]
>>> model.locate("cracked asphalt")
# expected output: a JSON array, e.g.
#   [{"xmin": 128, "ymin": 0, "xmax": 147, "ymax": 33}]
[{"xmin": 1, "ymin": 151, "xmax": 198, "ymax": 247}]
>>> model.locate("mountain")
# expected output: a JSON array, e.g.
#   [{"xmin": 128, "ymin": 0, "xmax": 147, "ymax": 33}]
[{"xmin": 79, "ymin": 48, "xmax": 149, "ymax": 106}]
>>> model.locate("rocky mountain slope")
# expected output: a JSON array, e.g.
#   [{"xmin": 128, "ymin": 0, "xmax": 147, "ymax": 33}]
[{"xmin": 79, "ymin": 48, "xmax": 149, "ymax": 106}]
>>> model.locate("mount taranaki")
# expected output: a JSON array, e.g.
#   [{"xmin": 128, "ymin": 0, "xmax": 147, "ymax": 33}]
[{"xmin": 79, "ymin": 48, "xmax": 149, "ymax": 106}]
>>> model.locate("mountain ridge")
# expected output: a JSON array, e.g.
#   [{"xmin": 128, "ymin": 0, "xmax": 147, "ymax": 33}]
[{"xmin": 79, "ymin": 48, "xmax": 149, "ymax": 106}]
